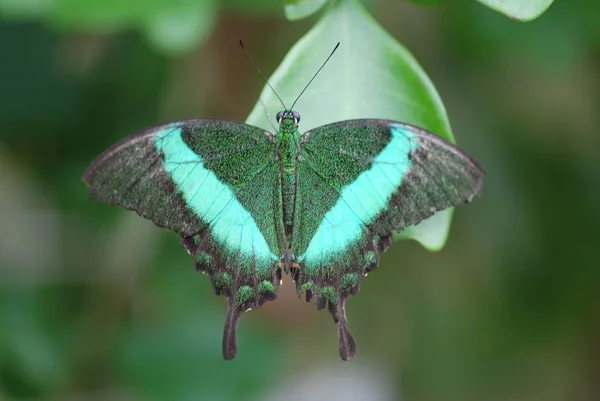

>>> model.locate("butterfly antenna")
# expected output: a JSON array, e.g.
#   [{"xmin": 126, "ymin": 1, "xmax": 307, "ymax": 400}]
[
  {"xmin": 240, "ymin": 40, "xmax": 287, "ymax": 111},
  {"xmin": 289, "ymin": 42, "xmax": 340, "ymax": 112}
]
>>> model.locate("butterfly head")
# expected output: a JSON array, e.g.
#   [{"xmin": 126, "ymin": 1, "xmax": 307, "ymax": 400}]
[{"xmin": 276, "ymin": 110, "xmax": 300, "ymax": 128}]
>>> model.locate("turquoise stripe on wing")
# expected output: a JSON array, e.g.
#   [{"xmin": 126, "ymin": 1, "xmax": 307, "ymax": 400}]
[{"xmin": 155, "ymin": 125, "xmax": 278, "ymax": 268}]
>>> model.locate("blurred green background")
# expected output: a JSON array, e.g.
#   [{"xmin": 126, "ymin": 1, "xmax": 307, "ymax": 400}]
[{"xmin": 1, "ymin": 0, "xmax": 599, "ymax": 400}]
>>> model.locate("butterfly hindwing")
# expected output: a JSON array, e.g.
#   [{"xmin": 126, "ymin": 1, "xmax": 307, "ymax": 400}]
[
  {"xmin": 83, "ymin": 119, "xmax": 284, "ymax": 359},
  {"xmin": 293, "ymin": 119, "xmax": 484, "ymax": 360}
]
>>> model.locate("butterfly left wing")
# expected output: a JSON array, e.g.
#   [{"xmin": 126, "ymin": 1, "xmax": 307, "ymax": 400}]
[
  {"xmin": 293, "ymin": 119, "xmax": 485, "ymax": 360},
  {"xmin": 83, "ymin": 119, "xmax": 285, "ymax": 359}
]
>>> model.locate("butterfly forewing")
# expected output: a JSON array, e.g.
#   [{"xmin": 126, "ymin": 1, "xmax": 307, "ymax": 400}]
[{"xmin": 83, "ymin": 124, "xmax": 204, "ymax": 236}]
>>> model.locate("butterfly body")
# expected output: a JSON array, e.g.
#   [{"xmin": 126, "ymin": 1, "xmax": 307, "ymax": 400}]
[
  {"xmin": 276, "ymin": 111, "xmax": 302, "ymax": 239},
  {"xmin": 84, "ymin": 113, "xmax": 484, "ymax": 361}
]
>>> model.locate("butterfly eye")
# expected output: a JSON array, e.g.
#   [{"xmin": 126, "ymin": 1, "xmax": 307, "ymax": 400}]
[
  {"xmin": 276, "ymin": 111, "xmax": 284, "ymax": 123},
  {"xmin": 292, "ymin": 111, "xmax": 301, "ymax": 124}
]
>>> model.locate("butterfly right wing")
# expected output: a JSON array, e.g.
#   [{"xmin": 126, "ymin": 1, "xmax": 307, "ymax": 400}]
[{"xmin": 83, "ymin": 119, "xmax": 285, "ymax": 359}]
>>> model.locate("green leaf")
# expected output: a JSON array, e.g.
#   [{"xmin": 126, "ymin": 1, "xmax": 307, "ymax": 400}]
[
  {"xmin": 222, "ymin": 0, "xmax": 283, "ymax": 15},
  {"xmin": 246, "ymin": 0, "xmax": 455, "ymax": 251},
  {"xmin": 142, "ymin": 1, "xmax": 217, "ymax": 55},
  {"xmin": 402, "ymin": 0, "xmax": 445, "ymax": 6},
  {"xmin": 51, "ymin": 0, "xmax": 148, "ymax": 28},
  {"xmin": 49, "ymin": 0, "xmax": 217, "ymax": 54},
  {"xmin": 0, "ymin": 0, "xmax": 53, "ymax": 17},
  {"xmin": 477, "ymin": 0, "xmax": 554, "ymax": 21},
  {"xmin": 284, "ymin": 0, "xmax": 327, "ymax": 20}
]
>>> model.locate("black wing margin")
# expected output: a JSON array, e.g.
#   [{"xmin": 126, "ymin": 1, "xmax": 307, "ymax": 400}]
[
  {"xmin": 370, "ymin": 122, "xmax": 484, "ymax": 234},
  {"xmin": 83, "ymin": 121, "xmax": 203, "ymax": 236}
]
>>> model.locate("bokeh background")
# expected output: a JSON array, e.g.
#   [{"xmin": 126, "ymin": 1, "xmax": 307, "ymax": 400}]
[{"xmin": 1, "ymin": 0, "xmax": 599, "ymax": 400}]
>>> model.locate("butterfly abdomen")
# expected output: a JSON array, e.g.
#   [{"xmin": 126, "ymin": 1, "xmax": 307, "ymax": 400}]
[
  {"xmin": 279, "ymin": 125, "xmax": 301, "ymax": 238},
  {"xmin": 282, "ymin": 172, "xmax": 297, "ymax": 235}
]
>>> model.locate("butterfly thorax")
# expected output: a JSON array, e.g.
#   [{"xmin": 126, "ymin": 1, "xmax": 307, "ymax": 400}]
[{"xmin": 276, "ymin": 112, "xmax": 302, "ymax": 240}]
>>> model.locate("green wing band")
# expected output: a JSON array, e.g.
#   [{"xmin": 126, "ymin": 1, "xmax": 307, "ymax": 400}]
[
  {"xmin": 83, "ymin": 119, "xmax": 285, "ymax": 360},
  {"xmin": 155, "ymin": 124, "xmax": 277, "ymax": 267},
  {"xmin": 291, "ymin": 119, "xmax": 484, "ymax": 360}
]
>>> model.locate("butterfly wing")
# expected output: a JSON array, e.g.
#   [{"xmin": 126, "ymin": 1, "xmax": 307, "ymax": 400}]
[
  {"xmin": 293, "ymin": 119, "xmax": 485, "ymax": 360},
  {"xmin": 83, "ymin": 119, "xmax": 285, "ymax": 359}
]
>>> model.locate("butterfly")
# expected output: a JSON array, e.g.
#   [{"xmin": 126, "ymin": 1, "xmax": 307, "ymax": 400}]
[{"xmin": 83, "ymin": 44, "xmax": 485, "ymax": 361}]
